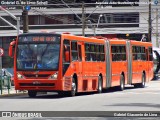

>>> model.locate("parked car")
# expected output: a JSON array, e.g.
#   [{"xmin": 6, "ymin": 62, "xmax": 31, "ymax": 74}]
[
  {"xmin": 153, "ymin": 47, "xmax": 160, "ymax": 79},
  {"xmin": 1, "ymin": 68, "xmax": 14, "ymax": 87}
]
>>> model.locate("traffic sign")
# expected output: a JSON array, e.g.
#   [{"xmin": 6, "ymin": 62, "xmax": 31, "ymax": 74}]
[
  {"xmin": 154, "ymin": 0, "xmax": 158, "ymax": 5},
  {"xmin": 0, "ymin": 48, "xmax": 4, "ymax": 57},
  {"xmin": 25, "ymin": 5, "xmax": 31, "ymax": 11}
]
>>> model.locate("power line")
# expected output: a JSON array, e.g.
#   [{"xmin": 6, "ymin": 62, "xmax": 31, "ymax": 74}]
[{"xmin": 31, "ymin": 9, "xmax": 81, "ymax": 26}]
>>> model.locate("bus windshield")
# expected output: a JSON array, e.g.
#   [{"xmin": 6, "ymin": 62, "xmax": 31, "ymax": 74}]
[
  {"xmin": 17, "ymin": 44, "xmax": 60, "ymax": 70},
  {"xmin": 16, "ymin": 34, "xmax": 60, "ymax": 70}
]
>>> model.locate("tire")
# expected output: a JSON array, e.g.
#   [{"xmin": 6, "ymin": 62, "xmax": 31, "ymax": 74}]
[
  {"xmin": 97, "ymin": 76, "xmax": 102, "ymax": 93},
  {"xmin": 134, "ymin": 73, "xmax": 146, "ymax": 88},
  {"xmin": 118, "ymin": 75, "xmax": 125, "ymax": 91},
  {"xmin": 69, "ymin": 78, "xmax": 77, "ymax": 97},
  {"xmin": 58, "ymin": 91, "xmax": 65, "ymax": 97},
  {"xmin": 28, "ymin": 90, "xmax": 37, "ymax": 98}
]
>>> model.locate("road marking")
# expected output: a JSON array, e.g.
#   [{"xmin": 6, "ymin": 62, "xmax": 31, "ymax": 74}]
[{"xmin": 114, "ymin": 91, "xmax": 160, "ymax": 95}]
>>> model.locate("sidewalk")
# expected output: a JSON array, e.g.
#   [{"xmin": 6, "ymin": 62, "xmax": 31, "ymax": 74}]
[{"xmin": 0, "ymin": 86, "xmax": 27, "ymax": 97}]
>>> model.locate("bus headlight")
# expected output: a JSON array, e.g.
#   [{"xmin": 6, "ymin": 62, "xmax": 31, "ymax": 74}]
[
  {"xmin": 49, "ymin": 72, "xmax": 58, "ymax": 80},
  {"xmin": 17, "ymin": 72, "xmax": 24, "ymax": 79}
]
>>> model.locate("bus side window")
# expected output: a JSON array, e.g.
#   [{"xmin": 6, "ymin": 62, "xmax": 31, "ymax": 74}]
[
  {"xmin": 85, "ymin": 43, "xmax": 90, "ymax": 61},
  {"xmin": 137, "ymin": 54, "xmax": 141, "ymax": 60},
  {"xmin": 133, "ymin": 54, "xmax": 137, "ymax": 60},
  {"xmin": 71, "ymin": 41, "xmax": 78, "ymax": 61},
  {"xmin": 111, "ymin": 46, "xmax": 117, "ymax": 61},
  {"xmin": 78, "ymin": 45, "xmax": 82, "ymax": 61},
  {"xmin": 63, "ymin": 39, "xmax": 71, "ymax": 75},
  {"xmin": 63, "ymin": 39, "xmax": 70, "ymax": 63},
  {"xmin": 149, "ymin": 47, "xmax": 153, "ymax": 61},
  {"xmin": 64, "ymin": 45, "xmax": 70, "ymax": 62}
]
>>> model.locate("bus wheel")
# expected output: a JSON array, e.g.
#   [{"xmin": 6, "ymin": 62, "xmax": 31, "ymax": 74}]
[
  {"xmin": 134, "ymin": 73, "xmax": 145, "ymax": 88},
  {"xmin": 97, "ymin": 76, "xmax": 102, "ymax": 93},
  {"xmin": 118, "ymin": 75, "xmax": 125, "ymax": 91},
  {"xmin": 58, "ymin": 91, "xmax": 64, "ymax": 96},
  {"xmin": 69, "ymin": 78, "xmax": 77, "ymax": 97},
  {"xmin": 28, "ymin": 90, "xmax": 37, "ymax": 98}
]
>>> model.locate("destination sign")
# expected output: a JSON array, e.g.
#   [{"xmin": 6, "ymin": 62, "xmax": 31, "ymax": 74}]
[{"xmin": 18, "ymin": 35, "xmax": 60, "ymax": 43}]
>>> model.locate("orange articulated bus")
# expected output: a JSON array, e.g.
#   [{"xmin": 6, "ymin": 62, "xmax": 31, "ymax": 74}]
[{"xmin": 9, "ymin": 33, "xmax": 153, "ymax": 97}]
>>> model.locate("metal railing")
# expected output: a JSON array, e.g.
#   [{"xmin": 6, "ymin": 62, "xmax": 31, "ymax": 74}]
[
  {"xmin": 0, "ymin": 75, "xmax": 11, "ymax": 94},
  {"xmin": 0, "ymin": 76, "xmax": 27, "ymax": 95}
]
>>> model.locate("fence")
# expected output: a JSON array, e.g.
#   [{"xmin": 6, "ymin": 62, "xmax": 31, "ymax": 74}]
[{"xmin": 0, "ymin": 76, "xmax": 26, "ymax": 95}]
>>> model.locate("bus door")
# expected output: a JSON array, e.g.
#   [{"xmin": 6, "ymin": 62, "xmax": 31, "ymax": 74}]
[
  {"xmin": 132, "ymin": 46, "xmax": 139, "ymax": 83},
  {"xmin": 70, "ymin": 41, "xmax": 83, "ymax": 92},
  {"xmin": 82, "ymin": 43, "xmax": 94, "ymax": 91},
  {"xmin": 63, "ymin": 39, "xmax": 71, "ymax": 75},
  {"xmin": 132, "ymin": 46, "xmax": 142, "ymax": 83},
  {"xmin": 77, "ymin": 42, "xmax": 83, "ymax": 90}
]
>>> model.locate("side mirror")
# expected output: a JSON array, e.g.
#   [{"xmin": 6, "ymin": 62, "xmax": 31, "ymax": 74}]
[{"xmin": 9, "ymin": 40, "xmax": 16, "ymax": 58}]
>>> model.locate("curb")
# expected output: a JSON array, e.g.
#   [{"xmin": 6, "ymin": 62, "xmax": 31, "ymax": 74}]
[{"xmin": 0, "ymin": 92, "xmax": 28, "ymax": 97}]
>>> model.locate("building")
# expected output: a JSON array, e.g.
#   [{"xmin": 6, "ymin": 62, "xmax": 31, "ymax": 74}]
[{"xmin": 0, "ymin": 0, "xmax": 160, "ymax": 67}]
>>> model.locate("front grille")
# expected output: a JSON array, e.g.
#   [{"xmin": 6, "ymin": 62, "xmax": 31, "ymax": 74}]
[
  {"xmin": 20, "ymin": 83, "xmax": 55, "ymax": 87},
  {"xmin": 23, "ymin": 74, "xmax": 50, "ymax": 78}
]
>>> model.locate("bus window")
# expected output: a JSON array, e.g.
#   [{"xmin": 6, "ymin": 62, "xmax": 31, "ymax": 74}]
[
  {"xmin": 111, "ymin": 45, "xmax": 126, "ymax": 61},
  {"xmin": 133, "ymin": 54, "xmax": 137, "ymax": 60},
  {"xmin": 78, "ymin": 45, "xmax": 82, "ymax": 61},
  {"xmin": 132, "ymin": 46, "xmax": 147, "ymax": 61},
  {"xmin": 95, "ymin": 45, "xmax": 100, "ymax": 61},
  {"xmin": 63, "ymin": 40, "xmax": 70, "ymax": 63},
  {"xmin": 63, "ymin": 39, "xmax": 70, "ymax": 75},
  {"xmin": 132, "ymin": 46, "xmax": 138, "ymax": 61},
  {"xmin": 64, "ymin": 45, "xmax": 70, "ymax": 62},
  {"xmin": 100, "ymin": 54, "xmax": 105, "ymax": 61},
  {"xmin": 85, "ymin": 43, "xmax": 90, "ymax": 61},
  {"xmin": 71, "ymin": 41, "xmax": 78, "ymax": 61},
  {"xmin": 91, "ymin": 53, "xmax": 96, "ymax": 61},
  {"xmin": 86, "ymin": 53, "xmax": 90, "ymax": 61},
  {"xmin": 85, "ymin": 44, "xmax": 90, "ymax": 52},
  {"xmin": 141, "ymin": 47, "xmax": 146, "ymax": 61},
  {"xmin": 100, "ymin": 45, "xmax": 104, "ymax": 53},
  {"xmin": 149, "ymin": 48, "xmax": 153, "ymax": 61},
  {"xmin": 96, "ymin": 45, "xmax": 100, "ymax": 52}
]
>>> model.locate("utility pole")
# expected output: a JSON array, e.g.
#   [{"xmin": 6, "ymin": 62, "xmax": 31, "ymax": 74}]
[
  {"xmin": 148, "ymin": 0, "xmax": 152, "ymax": 42},
  {"xmin": 22, "ymin": 0, "xmax": 29, "ymax": 33},
  {"xmin": 156, "ymin": 8, "xmax": 159, "ymax": 47},
  {"xmin": 82, "ymin": 2, "xmax": 85, "ymax": 36}
]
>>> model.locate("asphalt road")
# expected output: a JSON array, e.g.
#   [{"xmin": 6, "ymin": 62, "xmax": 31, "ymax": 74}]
[{"xmin": 0, "ymin": 80, "xmax": 160, "ymax": 119}]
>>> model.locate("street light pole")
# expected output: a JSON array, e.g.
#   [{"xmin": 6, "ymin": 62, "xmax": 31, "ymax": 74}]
[
  {"xmin": 148, "ymin": 0, "xmax": 152, "ymax": 42},
  {"xmin": 22, "ymin": 0, "xmax": 29, "ymax": 33},
  {"xmin": 97, "ymin": 14, "xmax": 103, "ymax": 28},
  {"xmin": 87, "ymin": 20, "xmax": 96, "ymax": 36},
  {"xmin": 156, "ymin": 8, "xmax": 159, "ymax": 47},
  {"xmin": 82, "ymin": 2, "xmax": 85, "ymax": 36},
  {"xmin": 17, "ymin": 17, "xmax": 20, "ymax": 36}
]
